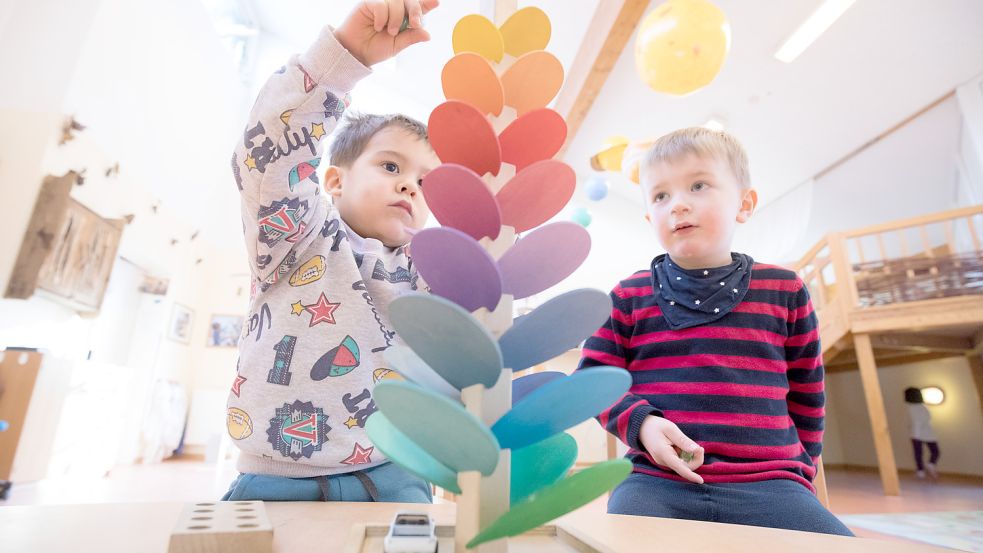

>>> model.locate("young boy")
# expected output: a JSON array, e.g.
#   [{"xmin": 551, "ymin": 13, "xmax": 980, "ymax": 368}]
[
  {"xmin": 578, "ymin": 128, "xmax": 852, "ymax": 535},
  {"xmin": 223, "ymin": 0, "xmax": 441, "ymax": 502}
]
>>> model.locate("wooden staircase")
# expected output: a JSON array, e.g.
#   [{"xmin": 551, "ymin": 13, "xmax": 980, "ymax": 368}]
[{"xmin": 791, "ymin": 204, "xmax": 983, "ymax": 495}]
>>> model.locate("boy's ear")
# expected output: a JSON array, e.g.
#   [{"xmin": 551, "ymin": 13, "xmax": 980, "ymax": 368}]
[
  {"xmin": 736, "ymin": 187, "xmax": 758, "ymax": 224},
  {"xmin": 323, "ymin": 166, "xmax": 344, "ymax": 199}
]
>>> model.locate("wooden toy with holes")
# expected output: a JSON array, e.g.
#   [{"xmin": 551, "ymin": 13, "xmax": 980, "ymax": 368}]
[{"xmin": 168, "ymin": 500, "xmax": 273, "ymax": 553}]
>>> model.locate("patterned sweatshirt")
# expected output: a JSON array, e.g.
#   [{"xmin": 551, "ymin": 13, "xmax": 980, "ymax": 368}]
[
  {"xmin": 227, "ymin": 28, "xmax": 416, "ymax": 477},
  {"xmin": 578, "ymin": 260, "xmax": 825, "ymax": 492}
]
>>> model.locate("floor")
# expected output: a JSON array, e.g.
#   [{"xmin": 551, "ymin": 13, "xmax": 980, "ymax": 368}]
[{"xmin": 2, "ymin": 459, "xmax": 981, "ymax": 547}]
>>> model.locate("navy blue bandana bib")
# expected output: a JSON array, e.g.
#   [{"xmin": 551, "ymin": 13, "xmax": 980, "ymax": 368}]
[{"xmin": 651, "ymin": 253, "xmax": 753, "ymax": 330}]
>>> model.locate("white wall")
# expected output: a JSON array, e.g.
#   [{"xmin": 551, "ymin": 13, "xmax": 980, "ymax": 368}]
[
  {"xmin": 957, "ymin": 73, "xmax": 983, "ymax": 208},
  {"xmin": 791, "ymin": 95, "xmax": 963, "ymax": 259},
  {"xmin": 0, "ymin": 0, "xmax": 251, "ymax": 456},
  {"xmin": 823, "ymin": 356, "xmax": 983, "ymax": 476}
]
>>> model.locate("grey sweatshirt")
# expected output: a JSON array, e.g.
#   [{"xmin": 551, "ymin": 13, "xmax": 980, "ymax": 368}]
[{"xmin": 227, "ymin": 27, "xmax": 417, "ymax": 477}]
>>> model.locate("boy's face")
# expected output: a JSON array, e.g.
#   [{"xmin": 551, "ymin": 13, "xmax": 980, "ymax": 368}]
[
  {"xmin": 326, "ymin": 126, "xmax": 439, "ymax": 248},
  {"xmin": 641, "ymin": 153, "xmax": 757, "ymax": 270}
]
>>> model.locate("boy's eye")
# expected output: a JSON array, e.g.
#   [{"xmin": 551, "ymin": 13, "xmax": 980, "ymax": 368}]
[
  {"xmin": 653, "ymin": 192, "xmax": 668, "ymax": 203},
  {"xmin": 382, "ymin": 162, "xmax": 400, "ymax": 174},
  {"xmin": 691, "ymin": 181, "xmax": 707, "ymax": 192},
  {"xmin": 417, "ymin": 178, "xmax": 424, "ymax": 189}
]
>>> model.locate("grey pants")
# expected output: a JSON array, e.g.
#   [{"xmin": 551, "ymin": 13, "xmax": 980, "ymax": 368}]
[{"xmin": 608, "ymin": 472, "xmax": 854, "ymax": 536}]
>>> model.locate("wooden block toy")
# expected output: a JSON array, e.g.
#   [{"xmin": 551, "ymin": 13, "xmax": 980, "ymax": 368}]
[{"xmin": 168, "ymin": 500, "xmax": 273, "ymax": 553}]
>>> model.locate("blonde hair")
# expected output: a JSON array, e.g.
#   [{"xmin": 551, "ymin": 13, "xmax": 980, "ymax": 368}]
[{"xmin": 643, "ymin": 127, "xmax": 750, "ymax": 188}]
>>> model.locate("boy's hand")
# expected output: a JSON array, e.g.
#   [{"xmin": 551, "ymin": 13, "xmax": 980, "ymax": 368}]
[
  {"xmin": 335, "ymin": 0, "xmax": 440, "ymax": 67},
  {"xmin": 639, "ymin": 415, "xmax": 705, "ymax": 484}
]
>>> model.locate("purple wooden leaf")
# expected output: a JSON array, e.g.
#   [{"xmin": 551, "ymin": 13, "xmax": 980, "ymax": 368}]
[
  {"xmin": 411, "ymin": 227, "xmax": 502, "ymax": 312},
  {"xmin": 498, "ymin": 222, "xmax": 590, "ymax": 300}
]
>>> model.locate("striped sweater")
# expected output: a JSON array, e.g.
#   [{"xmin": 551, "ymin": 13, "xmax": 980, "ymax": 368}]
[{"xmin": 578, "ymin": 262, "xmax": 825, "ymax": 492}]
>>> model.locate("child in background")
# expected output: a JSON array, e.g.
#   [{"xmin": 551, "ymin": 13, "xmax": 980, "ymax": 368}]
[{"xmin": 904, "ymin": 387, "xmax": 940, "ymax": 479}]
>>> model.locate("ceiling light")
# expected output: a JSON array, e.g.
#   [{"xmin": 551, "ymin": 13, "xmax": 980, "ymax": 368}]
[
  {"xmin": 920, "ymin": 386, "xmax": 945, "ymax": 406},
  {"xmin": 775, "ymin": 0, "xmax": 856, "ymax": 63}
]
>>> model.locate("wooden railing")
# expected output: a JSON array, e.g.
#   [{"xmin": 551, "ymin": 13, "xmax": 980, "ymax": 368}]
[{"xmin": 791, "ymin": 205, "xmax": 983, "ymax": 347}]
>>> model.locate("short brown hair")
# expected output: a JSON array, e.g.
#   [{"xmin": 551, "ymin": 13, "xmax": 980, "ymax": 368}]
[
  {"xmin": 329, "ymin": 113, "xmax": 429, "ymax": 167},
  {"xmin": 643, "ymin": 127, "xmax": 751, "ymax": 188}
]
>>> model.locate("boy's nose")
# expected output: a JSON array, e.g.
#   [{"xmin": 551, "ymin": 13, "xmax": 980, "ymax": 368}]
[
  {"xmin": 670, "ymin": 198, "xmax": 691, "ymax": 215},
  {"xmin": 398, "ymin": 178, "xmax": 421, "ymax": 195}
]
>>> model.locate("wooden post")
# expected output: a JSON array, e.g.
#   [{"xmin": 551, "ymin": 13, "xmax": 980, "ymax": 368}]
[
  {"xmin": 968, "ymin": 354, "xmax": 983, "ymax": 426},
  {"xmin": 852, "ymin": 333, "xmax": 901, "ymax": 496},
  {"xmin": 458, "ymin": 3, "xmax": 520, "ymax": 547},
  {"xmin": 458, "ymin": 327, "xmax": 513, "ymax": 553},
  {"xmin": 606, "ymin": 434, "xmax": 617, "ymax": 461},
  {"xmin": 967, "ymin": 216, "xmax": 982, "ymax": 252},
  {"xmin": 813, "ymin": 456, "xmax": 830, "ymax": 509},
  {"xmin": 480, "ymin": 0, "xmax": 517, "ymax": 25},
  {"xmin": 828, "ymin": 233, "xmax": 859, "ymax": 310}
]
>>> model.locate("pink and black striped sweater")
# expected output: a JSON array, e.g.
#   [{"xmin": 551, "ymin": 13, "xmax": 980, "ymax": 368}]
[{"xmin": 578, "ymin": 260, "xmax": 825, "ymax": 492}]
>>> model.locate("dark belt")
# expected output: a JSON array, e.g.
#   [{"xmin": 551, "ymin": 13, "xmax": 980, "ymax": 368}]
[{"xmin": 316, "ymin": 470, "xmax": 380, "ymax": 502}]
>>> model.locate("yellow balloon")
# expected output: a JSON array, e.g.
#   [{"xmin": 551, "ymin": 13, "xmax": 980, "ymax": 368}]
[
  {"xmin": 590, "ymin": 136, "xmax": 629, "ymax": 172},
  {"xmin": 634, "ymin": 0, "xmax": 731, "ymax": 96},
  {"xmin": 622, "ymin": 140, "xmax": 655, "ymax": 185},
  {"xmin": 602, "ymin": 135, "xmax": 629, "ymax": 151}
]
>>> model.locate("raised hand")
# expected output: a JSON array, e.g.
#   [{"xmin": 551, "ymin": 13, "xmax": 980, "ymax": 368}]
[{"xmin": 334, "ymin": 0, "xmax": 440, "ymax": 67}]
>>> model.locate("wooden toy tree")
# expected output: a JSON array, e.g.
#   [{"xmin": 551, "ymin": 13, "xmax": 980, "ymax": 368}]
[{"xmin": 365, "ymin": 6, "xmax": 632, "ymax": 552}]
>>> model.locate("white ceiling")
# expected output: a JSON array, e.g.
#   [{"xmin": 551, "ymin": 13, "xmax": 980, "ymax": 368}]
[
  {"xmin": 247, "ymin": 0, "xmax": 983, "ymax": 210},
  {"xmin": 244, "ymin": 0, "xmax": 597, "ymax": 121},
  {"xmin": 566, "ymin": 0, "xmax": 983, "ymax": 208},
  {"xmin": 131, "ymin": 0, "xmax": 983, "ymax": 258}
]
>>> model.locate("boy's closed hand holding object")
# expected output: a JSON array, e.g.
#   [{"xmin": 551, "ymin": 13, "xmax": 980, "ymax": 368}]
[
  {"xmin": 335, "ymin": 0, "xmax": 440, "ymax": 67},
  {"xmin": 639, "ymin": 415, "xmax": 705, "ymax": 484}
]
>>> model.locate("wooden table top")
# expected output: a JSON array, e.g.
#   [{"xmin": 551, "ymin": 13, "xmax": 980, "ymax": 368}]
[{"xmin": 0, "ymin": 500, "xmax": 950, "ymax": 553}]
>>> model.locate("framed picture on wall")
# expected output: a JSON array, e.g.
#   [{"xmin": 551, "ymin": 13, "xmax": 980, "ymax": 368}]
[
  {"xmin": 207, "ymin": 314, "xmax": 243, "ymax": 347},
  {"xmin": 5, "ymin": 172, "xmax": 126, "ymax": 313},
  {"xmin": 167, "ymin": 303, "xmax": 194, "ymax": 344}
]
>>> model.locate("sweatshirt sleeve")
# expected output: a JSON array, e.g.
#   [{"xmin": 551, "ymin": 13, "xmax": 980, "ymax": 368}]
[
  {"xmin": 577, "ymin": 284, "xmax": 662, "ymax": 451},
  {"xmin": 232, "ymin": 27, "xmax": 371, "ymax": 284},
  {"xmin": 785, "ymin": 278, "xmax": 825, "ymax": 463}
]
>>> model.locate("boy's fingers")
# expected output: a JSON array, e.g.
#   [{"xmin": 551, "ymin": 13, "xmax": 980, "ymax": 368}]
[
  {"xmin": 663, "ymin": 454, "xmax": 704, "ymax": 484},
  {"xmin": 387, "ymin": 0, "xmax": 405, "ymax": 36},
  {"xmin": 665, "ymin": 425, "xmax": 699, "ymax": 454},
  {"xmin": 420, "ymin": 0, "xmax": 439, "ymax": 15},
  {"xmin": 405, "ymin": 0, "xmax": 424, "ymax": 28},
  {"xmin": 394, "ymin": 28, "xmax": 431, "ymax": 51},
  {"xmin": 369, "ymin": 1, "xmax": 388, "ymax": 32},
  {"xmin": 685, "ymin": 446, "xmax": 705, "ymax": 470}
]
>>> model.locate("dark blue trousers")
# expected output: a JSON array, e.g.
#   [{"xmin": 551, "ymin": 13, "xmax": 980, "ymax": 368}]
[{"xmin": 608, "ymin": 472, "xmax": 854, "ymax": 536}]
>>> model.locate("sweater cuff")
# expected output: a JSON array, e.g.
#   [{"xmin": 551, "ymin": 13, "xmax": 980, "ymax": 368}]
[
  {"xmin": 299, "ymin": 26, "xmax": 372, "ymax": 93},
  {"xmin": 626, "ymin": 404, "xmax": 663, "ymax": 451}
]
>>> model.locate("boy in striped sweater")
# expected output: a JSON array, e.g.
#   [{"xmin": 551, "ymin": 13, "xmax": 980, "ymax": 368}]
[{"xmin": 578, "ymin": 128, "xmax": 852, "ymax": 535}]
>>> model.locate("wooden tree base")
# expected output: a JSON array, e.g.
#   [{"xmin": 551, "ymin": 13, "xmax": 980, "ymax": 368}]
[{"xmin": 344, "ymin": 523, "xmax": 605, "ymax": 553}]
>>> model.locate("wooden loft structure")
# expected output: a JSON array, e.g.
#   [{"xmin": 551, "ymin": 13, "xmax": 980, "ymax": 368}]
[{"xmin": 791, "ymin": 204, "xmax": 983, "ymax": 495}]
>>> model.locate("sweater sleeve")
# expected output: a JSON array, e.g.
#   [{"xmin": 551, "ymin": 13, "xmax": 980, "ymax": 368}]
[
  {"xmin": 232, "ymin": 26, "xmax": 371, "ymax": 284},
  {"xmin": 577, "ymin": 284, "xmax": 662, "ymax": 451},
  {"xmin": 785, "ymin": 278, "xmax": 825, "ymax": 463}
]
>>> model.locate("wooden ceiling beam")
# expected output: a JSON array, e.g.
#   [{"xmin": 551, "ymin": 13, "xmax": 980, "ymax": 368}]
[
  {"xmin": 869, "ymin": 333, "xmax": 973, "ymax": 354},
  {"xmin": 970, "ymin": 327, "xmax": 983, "ymax": 355},
  {"xmin": 827, "ymin": 351, "xmax": 961, "ymax": 373},
  {"xmin": 554, "ymin": 0, "xmax": 650, "ymax": 157}
]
